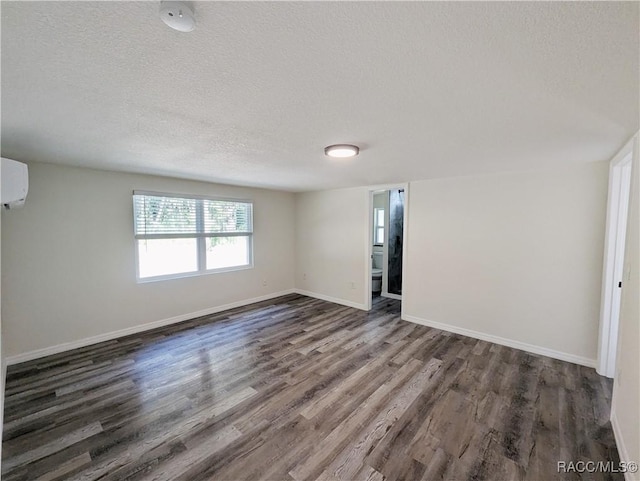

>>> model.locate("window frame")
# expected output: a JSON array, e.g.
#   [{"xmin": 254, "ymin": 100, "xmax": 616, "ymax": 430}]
[
  {"xmin": 133, "ymin": 190, "xmax": 254, "ymax": 283},
  {"xmin": 374, "ymin": 207, "xmax": 385, "ymax": 246}
]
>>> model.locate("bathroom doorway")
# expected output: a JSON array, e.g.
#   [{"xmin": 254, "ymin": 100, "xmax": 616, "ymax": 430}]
[{"xmin": 367, "ymin": 185, "xmax": 407, "ymax": 311}]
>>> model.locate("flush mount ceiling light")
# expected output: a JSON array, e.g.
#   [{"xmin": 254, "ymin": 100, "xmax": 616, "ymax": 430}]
[
  {"xmin": 324, "ymin": 144, "xmax": 360, "ymax": 158},
  {"xmin": 160, "ymin": 1, "xmax": 196, "ymax": 32}
]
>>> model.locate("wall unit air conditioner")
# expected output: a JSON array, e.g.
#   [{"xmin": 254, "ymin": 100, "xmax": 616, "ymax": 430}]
[{"xmin": 1, "ymin": 157, "xmax": 29, "ymax": 209}]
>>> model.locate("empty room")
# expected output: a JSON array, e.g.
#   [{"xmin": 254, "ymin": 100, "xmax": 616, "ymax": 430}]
[{"xmin": 1, "ymin": 1, "xmax": 639, "ymax": 480}]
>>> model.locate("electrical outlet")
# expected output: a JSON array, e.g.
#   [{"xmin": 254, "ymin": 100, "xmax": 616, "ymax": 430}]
[
  {"xmin": 303, "ymin": 273, "xmax": 307, "ymax": 281},
  {"xmin": 350, "ymin": 281, "xmax": 356, "ymax": 290},
  {"xmin": 262, "ymin": 279, "xmax": 267, "ymax": 287}
]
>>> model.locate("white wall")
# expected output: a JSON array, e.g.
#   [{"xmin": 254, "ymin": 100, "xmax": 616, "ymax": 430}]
[
  {"xmin": 0, "ymin": 183, "xmax": 4, "ymax": 464},
  {"xmin": 1, "ymin": 162, "xmax": 295, "ymax": 360},
  {"xmin": 403, "ymin": 162, "xmax": 609, "ymax": 364},
  {"xmin": 294, "ymin": 164, "xmax": 609, "ymax": 365},
  {"xmin": 295, "ymin": 187, "xmax": 369, "ymax": 309},
  {"xmin": 1, "ymin": 159, "xmax": 615, "ymax": 372},
  {"xmin": 611, "ymin": 134, "xmax": 639, "ymax": 477}
]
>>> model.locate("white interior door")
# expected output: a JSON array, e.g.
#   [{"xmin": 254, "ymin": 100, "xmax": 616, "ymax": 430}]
[{"xmin": 597, "ymin": 149, "xmax": 633, "ymax": 378}]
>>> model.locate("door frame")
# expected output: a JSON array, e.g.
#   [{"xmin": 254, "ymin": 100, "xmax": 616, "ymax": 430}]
[
  {"xmin": 597, "ymin": 138, "xmax": 634, "ymax": 378},
  {"xmin": 365, "ymin": 183, "xmax": 409, "ymax": 315}
]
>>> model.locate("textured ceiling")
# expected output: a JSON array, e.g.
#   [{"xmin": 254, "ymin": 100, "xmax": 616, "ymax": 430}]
[{"xmin": 1, "ymin": 1, "xmax": 638, "ymax": 192}]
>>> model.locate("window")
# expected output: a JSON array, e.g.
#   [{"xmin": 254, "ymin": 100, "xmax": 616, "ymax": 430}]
[
  {"xmin": 374, "ymin": 207, "xmax": 385, "ymax": 245},
  {"xmin": 133, "ymin": 191, "xmax": 253, "ymax": 281}
]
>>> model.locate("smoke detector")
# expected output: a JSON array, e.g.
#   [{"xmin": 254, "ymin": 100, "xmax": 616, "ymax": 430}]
[{"xmin": 160, "ymin": 1, "xmax": 196, "ymax": 32}]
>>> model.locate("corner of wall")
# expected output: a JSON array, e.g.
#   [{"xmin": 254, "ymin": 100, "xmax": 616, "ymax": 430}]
[
  {"xmin": 610, "ymin": 132, "xmax": 640, "ymax": 478},
  {"xmin": 2, "ymin": 163, "xmax": 298, "ymax": 359}
]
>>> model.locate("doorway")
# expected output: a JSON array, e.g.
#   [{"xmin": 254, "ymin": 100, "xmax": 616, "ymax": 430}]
[
  {"xmin": 367, "ymin": 185, "xmax": 408, "ymax": 311},
  {"xmin": 597, "ymin": 145, "xmax": 633, "ymax": 378}
]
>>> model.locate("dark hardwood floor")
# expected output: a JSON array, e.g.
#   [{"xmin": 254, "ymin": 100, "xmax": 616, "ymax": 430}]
[{"xmin": 2, "ymin": 294, "xmax": 620, "ymax": 481}]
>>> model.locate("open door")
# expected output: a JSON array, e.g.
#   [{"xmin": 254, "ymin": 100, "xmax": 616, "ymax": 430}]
[{"xmin": 597, "ymin": 147, "xmax": 633, "ymax": 378}]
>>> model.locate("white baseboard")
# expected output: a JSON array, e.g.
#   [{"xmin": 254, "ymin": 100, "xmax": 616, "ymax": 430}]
[
  {"xmin": 293, "ymin": 289, "xmax": 367, "ymax": 311},
  {"xmin": 402, "ymin": 314, "xmax": 597, "ymax": 368},
  {"xmin": 611, "ymin": 407, "xmax": 638, "ymax": 481},
  {"xmin": 6, "ymin": 289, "xmax": 297, "ymax": 366},
  {"xmin": 7, "ymin": 292, "xmax": 596, "ymax": 371}
]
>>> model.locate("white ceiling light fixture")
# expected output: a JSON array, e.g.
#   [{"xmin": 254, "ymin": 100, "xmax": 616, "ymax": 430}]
[
  {"xmin": 324, "ymin": 144, "xmax": 359, "ymax": 158},
  {"xmin": 160, "ymin": 1, "xmax": 196, "ymax": 32}
]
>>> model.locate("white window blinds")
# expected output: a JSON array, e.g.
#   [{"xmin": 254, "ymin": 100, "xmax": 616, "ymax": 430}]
[
  {"xmin": 203, "ymin": 199, "xmax": 252, "ymax": 234},
  {"xmin": 133, "ymin": 193, "xmax": 253, "ymax": 238},
  {"xmin": 133, "ymin": 194, "xmax": 198, "ymax": 236}
]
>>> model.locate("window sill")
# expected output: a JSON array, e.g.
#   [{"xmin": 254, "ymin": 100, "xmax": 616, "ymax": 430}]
[{"xmin": 136, "ymin": 263, "xmax": 254, "ymax": 283}]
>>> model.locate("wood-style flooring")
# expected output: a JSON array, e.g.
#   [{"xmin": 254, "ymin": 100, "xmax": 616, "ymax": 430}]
[{"xmin": 2, "ymin": 294, "xmax": 620, "ymax": 481}]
